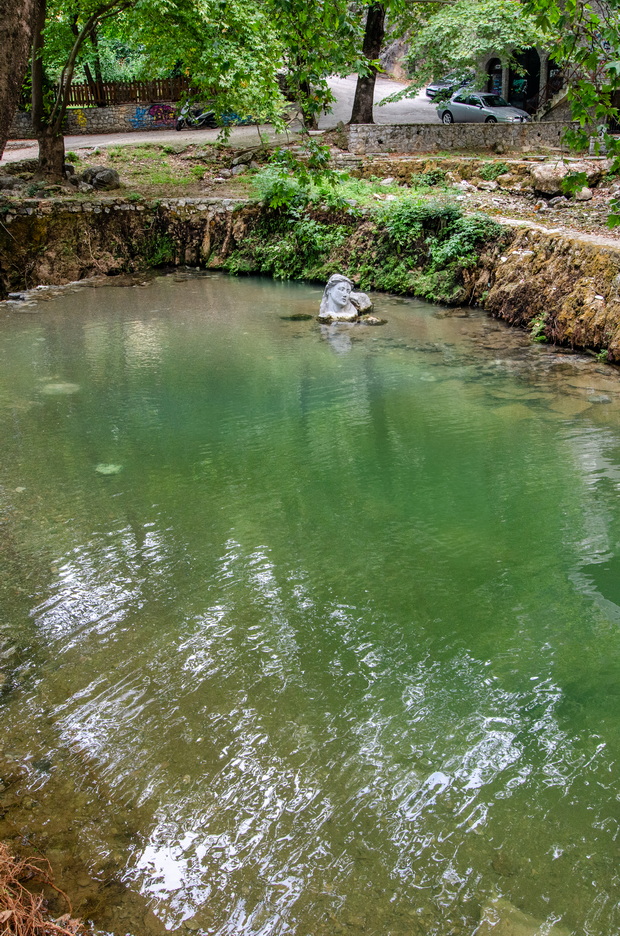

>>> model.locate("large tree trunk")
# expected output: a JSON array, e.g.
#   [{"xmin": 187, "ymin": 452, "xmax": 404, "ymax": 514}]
[
  {"xmin": 31, "ymin": 0, "xmax": 65, "ymax": 180},
  {"xmin": 0, "ymin": 0, "xmax": 39, "ymax": 160},
  {"xmin": 36, "ymin": 124, "xmax": 65, "ymax": 179},
  {"xmin": 350, "ymin": 3, "xmax": 385, "ymax": 125}
]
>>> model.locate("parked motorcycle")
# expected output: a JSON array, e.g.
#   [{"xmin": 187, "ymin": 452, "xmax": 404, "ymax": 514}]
[{"xmin": 176, "ymin": 104, "xmax": 219, "ymax": 130}]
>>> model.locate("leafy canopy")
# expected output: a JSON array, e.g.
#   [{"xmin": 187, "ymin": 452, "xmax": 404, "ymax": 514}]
[
  {"xmin": 380, "ymin": 0, "xmax": 543, "ymax": 103},
  {"xmin": 524, "ymin": 0, "xmax": 620, "ymax": 225}
]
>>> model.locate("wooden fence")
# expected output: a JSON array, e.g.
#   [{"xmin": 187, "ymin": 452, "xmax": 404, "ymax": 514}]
[{"xmin": 67, "ymin": 76, "xmax": 193, "ymax": 107}]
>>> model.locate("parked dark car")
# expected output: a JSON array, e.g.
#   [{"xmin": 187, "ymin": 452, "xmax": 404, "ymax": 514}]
[
  {"xmin": 425, "ymin": 72, "xmax": 473, "ymax": 99},
  {"xmin": 436, "ymin": 91, "xmax": 530, "ymax": 123}
]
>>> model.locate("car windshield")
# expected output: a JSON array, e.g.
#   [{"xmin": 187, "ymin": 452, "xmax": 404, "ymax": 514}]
[{"xmin": 480, "ymin": 95, "xmax": 510, "ymax": 107}]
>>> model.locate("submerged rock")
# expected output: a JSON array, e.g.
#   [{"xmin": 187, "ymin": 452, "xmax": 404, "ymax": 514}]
[
  {"xmin": 95, "ymin": 463, "xmax": 123, "ymax": 475},
  {"xmin": 361, "ymin": 315, "xmax": 386, "ymax": 325},
  {"xmin": 476, "ymin": 897, "xmax": 569, "ymax": 936},
  {"xmin": 40, "ymin": 382, "xmax": 80, "ymax": 395}
]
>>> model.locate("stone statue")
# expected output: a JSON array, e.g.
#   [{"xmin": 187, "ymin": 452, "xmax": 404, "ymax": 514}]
[
  {"xmin": 318, "ymin": 274, "xmax": 359, "ymax": 322},
  {"xmin": 318, "ymin": 273, "xmax": 381, "ymax": 324}
]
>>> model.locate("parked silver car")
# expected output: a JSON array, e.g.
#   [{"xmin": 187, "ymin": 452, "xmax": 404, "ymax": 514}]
[{"xmin": 436, "ymin": 92, "xmax": 530, "ymax": 124}]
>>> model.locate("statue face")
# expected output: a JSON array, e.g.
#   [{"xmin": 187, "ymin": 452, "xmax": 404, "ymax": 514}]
[{"xmin": 330, "ymin": 281, "xmax": 351, "ymax": 308}]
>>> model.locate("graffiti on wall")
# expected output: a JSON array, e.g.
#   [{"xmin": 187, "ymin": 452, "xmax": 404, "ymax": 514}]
[{"xmin": 128, "ymin": 103, "xmax": 176, "ymax": 129}]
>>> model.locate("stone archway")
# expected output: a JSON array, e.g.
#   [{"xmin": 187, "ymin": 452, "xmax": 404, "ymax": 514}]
[
  {"xmin": 486, "ymin": 58, "xmax": 502, "ymax": 95},
  {"xmin": 508, "ymin": 48, "xmax": 541, "ymax": 112}
]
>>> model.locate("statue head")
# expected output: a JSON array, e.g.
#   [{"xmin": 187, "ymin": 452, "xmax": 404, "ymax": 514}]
[{"xmin": 323, "ymin": 274, "xmax": 354, "ymax": 312}]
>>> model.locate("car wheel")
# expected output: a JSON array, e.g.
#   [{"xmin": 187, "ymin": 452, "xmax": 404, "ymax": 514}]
[
  {"xmin": 485, "ymin": 116, "xmax": 497, "ymax": 123},
  {"xmin": 441, "ymin": 111, "xmax": 454, "ymax": 124}
]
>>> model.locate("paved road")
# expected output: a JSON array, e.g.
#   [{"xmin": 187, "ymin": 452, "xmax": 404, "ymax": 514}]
[
  {"xmin": 320, "ymin": 76, "xmax": 436, "ymax": 127},
  {"xmin": 2, "ymin": 75, "xmax": 437, "ymax": 164}
]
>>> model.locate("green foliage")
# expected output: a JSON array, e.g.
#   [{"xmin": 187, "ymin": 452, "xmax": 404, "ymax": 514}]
[
  {"xmin": 429, "ymin": 215, "xmax": 505, "ymax": 269},
  {"xmin": 225, "ymin": 195, "xmax": 506, "ymax": 306},
  {"xmin": 479, "ymin": 161, "xmax": 509, "ymax": 181},
  {"xmin": 525, "ymin": 0, "xmax": 620, "ymax": 226},
  {"xmin": 381, "ymin": 0, "xmax": 543, "ymax": 104},
  {"xmin": 366, "ymin": 199, "xmax": 505, "ymax": 300},
  {"xmin": 64, "ymin": 151, "xmax": 80, "ymax": 163},
  {"xmin": 381, "ymin": 197, "xmax": 461, "ymax": 252},
  {"xmin": 268, "ymin": 0, "xmax": 364, "ymax": 127},
  {"xmin": 252, "ymin": 141, "xmax": 347, "ymax": 210},
  {"xmin": 224, "ymin": 213, "xmax": 350, "ymax": 279},
  {"xmin": 415, "ymin": 168, "xmax": 447, "ymax": 187},
  {"xmin": 596, "ymin": 348, "xmax": 609, "ymax": 363},
  {"xmin": 144, "ymin": 234, "xmax": 175, "ymax": 266},
  {"xmin": 529, "ymin": 312, "xmax": 548, "ymax": 342},
  {"xmin": 561, "ymin": 171, "xmax": 588, "ymax": 196},
  {"xmin": 252, "ymin": 166, "xmax": 310, "ymax": 210}
]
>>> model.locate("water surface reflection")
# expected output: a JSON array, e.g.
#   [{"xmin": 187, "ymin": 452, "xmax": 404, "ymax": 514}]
[{"xmin": 1, "ymin": 274, "xmax": 620, "ymax": 936}]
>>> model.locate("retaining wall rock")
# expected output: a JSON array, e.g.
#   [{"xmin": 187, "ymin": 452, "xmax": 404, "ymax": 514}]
[{"xmin": 347, "ymin": 122, "xmax": 573, "ymax": 155}]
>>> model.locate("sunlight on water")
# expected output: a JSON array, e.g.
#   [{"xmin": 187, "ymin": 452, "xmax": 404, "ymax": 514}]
[{"xmin": 1, "ymin": 273, "xmax": 620, "ymax": 936}]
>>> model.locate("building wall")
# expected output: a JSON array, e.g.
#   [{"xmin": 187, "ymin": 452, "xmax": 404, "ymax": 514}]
[{"xmin": 9, "ymin": 102, "xmax": 178, "ymax": 139}]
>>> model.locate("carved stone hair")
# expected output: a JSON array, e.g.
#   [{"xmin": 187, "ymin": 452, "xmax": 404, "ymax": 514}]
[{"xmin": 322, "ymin": 274, "xmax": 353, "ymax": 298}]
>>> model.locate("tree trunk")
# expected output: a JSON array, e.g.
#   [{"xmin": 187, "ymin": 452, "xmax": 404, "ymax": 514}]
[
  {"xmin": 350, "ymin": 3, "xmax": 385, "ymax": 125},
  {"xmin": 299, "ymin": 78, "xmax": 319, "ymax": 130},
  {"xmin": 71, "ymin": 18, "xmax": 106, "ymax": 106},
  {"xmin": 31, "ymin": 0, "xmax": 46, "ymax": 131},
  {"xmin": 31, "ymin": 0, "xmax": 64, "ymax": 180},
  {"xmin": 36, "ymin": 124, "xmax": 65, "ymax": 179},
  {"xmin": 90, "ymin": 28, "xmax": 106, "ymax": 106},
  {"xmin": 0, "ymin": 0, "xmax": 39, "ymax": 159}
]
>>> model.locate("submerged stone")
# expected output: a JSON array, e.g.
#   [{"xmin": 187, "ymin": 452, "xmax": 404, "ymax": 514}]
[
  {"xmin": 361, "ymin": 315, "xmax": 386, "ymax": 325},
  {"xmin": 95, "ymin": 463, "xmax": 123, "ymax": 475},
  {"xmin": 41, "ymin": 382, "xmax": 80, "ymax": 395},
  {"xmin": 476, "ymin": 897, "xmax": 568, "ymax": 936}
]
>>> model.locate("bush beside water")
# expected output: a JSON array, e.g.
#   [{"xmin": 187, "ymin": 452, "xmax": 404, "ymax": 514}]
[{"xmin": 225, "ymin": 189, "xmax": 506, "ymax": 305}]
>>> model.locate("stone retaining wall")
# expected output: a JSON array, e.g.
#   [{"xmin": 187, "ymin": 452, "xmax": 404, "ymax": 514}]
[
  {"xmin": 9, "ymin": 102, "xmax": 178, "ymax": 139},
  {"xmin": 347, "ymin": 122, "xmax": 572, "ymax": 155}
]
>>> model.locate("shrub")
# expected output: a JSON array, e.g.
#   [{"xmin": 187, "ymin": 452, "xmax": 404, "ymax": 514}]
[
  {"xmin": 416, "ymin": 168, "xmax": 447, "ymax": 187},
  {"xmin": 479, "ymin": 161, "xmax": 509, "ymax": 182}
]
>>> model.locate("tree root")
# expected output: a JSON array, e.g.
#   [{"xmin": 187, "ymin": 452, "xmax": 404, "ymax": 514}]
[{"xmin": 0, "ymin": 842, "xmax": 84, "ymax": 936}]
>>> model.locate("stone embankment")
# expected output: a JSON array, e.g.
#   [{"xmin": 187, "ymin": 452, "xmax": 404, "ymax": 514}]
[
  {"xmin": 346, "ymin": 122, "xmax": 571, "ymax": 155},
  {"xmin": 2, "ymin": 194, "xmax": 620, "ymax": 361}
]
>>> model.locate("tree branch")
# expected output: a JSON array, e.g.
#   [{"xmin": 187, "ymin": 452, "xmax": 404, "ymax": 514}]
[{"xmin": 49, "ymin": 0, "xmax": 134, "ymax": 127}]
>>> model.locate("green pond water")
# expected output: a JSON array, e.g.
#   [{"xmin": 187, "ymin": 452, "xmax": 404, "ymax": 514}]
[{"xmin": 1, "ymin": 273, "xmax": 620, "ymax": 936}]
